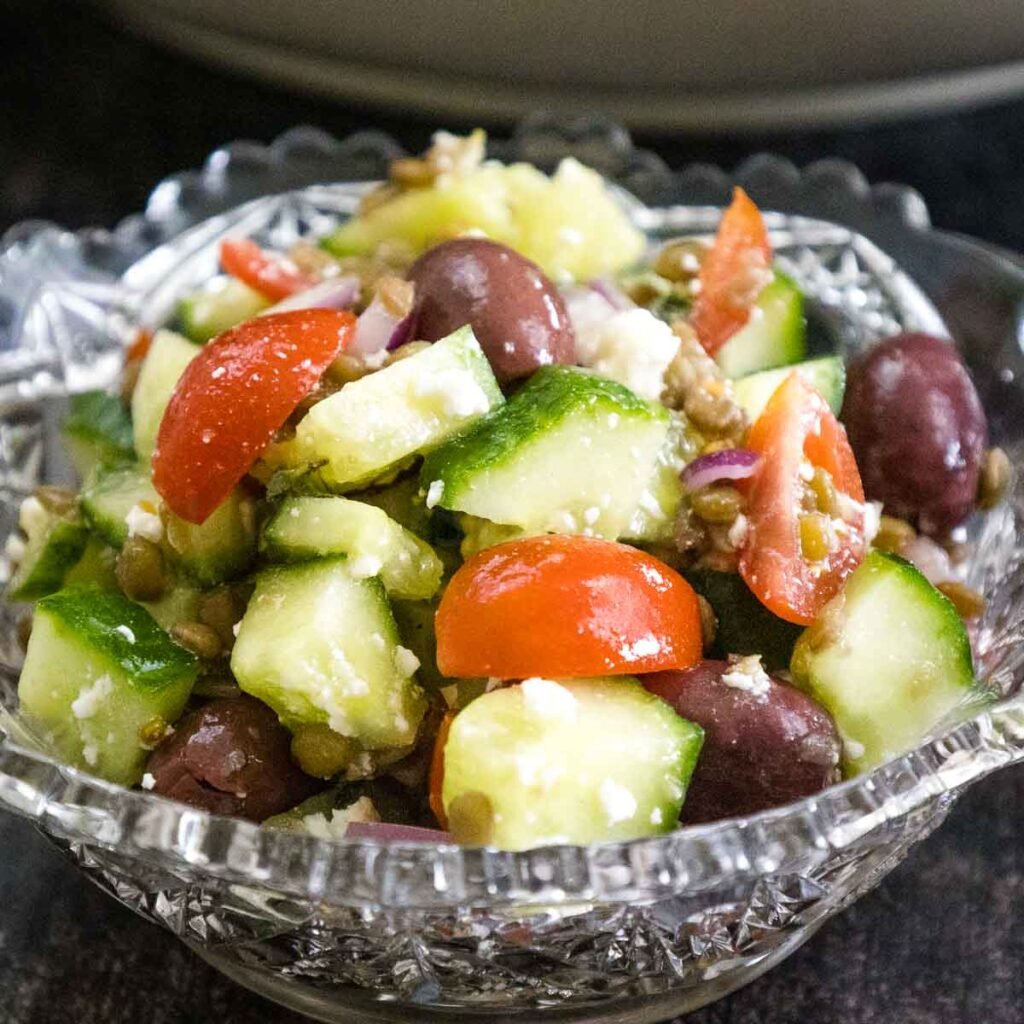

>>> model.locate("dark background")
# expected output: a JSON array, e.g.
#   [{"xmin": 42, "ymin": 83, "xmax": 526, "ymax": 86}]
[{"xmin": 2, "ymin": 3, "xmax": 1023, "ymax": 1022}]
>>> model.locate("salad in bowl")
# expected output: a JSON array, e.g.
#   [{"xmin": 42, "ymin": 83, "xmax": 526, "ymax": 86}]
[{"xmin": 4, "ymin": 131, "xmax": 1008, "ymax": 855}]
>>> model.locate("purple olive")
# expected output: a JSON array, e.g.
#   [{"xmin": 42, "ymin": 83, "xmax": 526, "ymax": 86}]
[
  {"xmin": 842, "ymin": 332, "xmax": 987, "ymax": 535},
  {"xmin": 145, "ymin": 696, "xmax": 319, "ymax": 821},
  {"xmin": 644, "ymin": 660, "xmax": 841, "ymax": 824},
  {"xmin": 408, "ymin": 238, "xmax": 576, "ymax": 384}
]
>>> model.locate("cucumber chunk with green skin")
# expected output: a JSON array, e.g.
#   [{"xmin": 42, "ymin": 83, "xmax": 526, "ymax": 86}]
[
  {"xmin": 163, "ymin": 488, "xmax": 257, "ymax": 586},
  {"xmin": 6, "ymin": 496, "xmax": 89, "ymax": 602},
  {"xmin": 732, "ymin": 355, "xmax": 846, "ymax": 420},
  {"xmin": 421, "ymin": 366, "xmax": 670, "ymax": 539},
  {"xmin": 284, "ymin": 327, "xmax": 503, "ymax": 491},
  {"xmin": 790, "ymin": 551, "xmax": 978, "ymax": 775},
  {"xmin": 261, "ymin": 496, "xmax": 443, "ymax": 600},
  {"xmin": 140, "ymin": 583, "xmax": 202, "ymax": 632},
  {"xmin": 81, "ymin": 463, "xmax": 160, "ymax": 548},
  {"xmin": 62, "ymin": 391, "xmax": 135, "ymax": 477},
  {"xmin": 714, "ymin": 273, "xmax": 806, "ymax": 379},
  {"xmin": 231, "ymin": 559, "xmax": 427, "ymax": 750},
  {"xmin": 684, "ymin": 569, "xmax": 803, "ymax": 672},
  {"xmin": 442, "ymin": 676, "xmax": 704, "ymax": 850},
  {"xmin": 131, "ymin": 329, "xmax": 198, "ymax": 460},
  {"xmin": 177, "ymin": 276, "xmax": 270, "ymax": 344},
  {"xmin": 18, "ymin": 587, "xmax": 198, "ymax": 784},
  {"xmin": 63, "ymin": 537, "xmax": 119, "ymax": 591}
]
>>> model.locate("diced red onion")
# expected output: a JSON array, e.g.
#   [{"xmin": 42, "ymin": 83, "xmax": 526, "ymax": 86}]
[
  {"xmin": 386, "ymin": 313, "xmax": 415, "ymax": 352},
  {"xmin": 264, "ymin": 275, "xmax": 360, "ymax": 314},
  {"xmin": 345, "ymin": 821, "xmax": 452, "ymax": 843},
  {"xmin": 900, "ymin": 535, "xmax": 955, "ymax": 584},
  {"xmin": 350, "ymin": 298, "xmax": 402, "ymax": 357},
  {"xmin": 681, "ymin": 449, "xmax": 761, "ymax": 490},
  {"xmin": 588, "ymin": 278, "xmax": 633, "ymax": 311}
]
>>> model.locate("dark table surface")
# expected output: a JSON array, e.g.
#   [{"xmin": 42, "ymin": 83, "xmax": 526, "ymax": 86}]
[{"xmin": 2, "ymin": 3, "xmax": 1024, "ymax": 1022}]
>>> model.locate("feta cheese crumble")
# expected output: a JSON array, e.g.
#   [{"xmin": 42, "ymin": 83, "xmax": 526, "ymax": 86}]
[
  {"xmin": 520, "ymin": 677, "xmax": 577, "ymax": 719},
  {"xmin": 114, "ymin": 624, "xmax": 136, "ymax": 644},
  {"xmin": 727, "ymin": 513, "xmax": 749, "ymax": 549},
  {"xmin": 395, "ymin": 645, "xmax": 421, "ymax": 678},
  {"xmin": 302, "ymin": 796, "xmax": 380, "ymax": 840},
  {"xmin": 599, "ymin": 778, "xmax": 638, "ymax": 825},
  {"xmin": 720, "ymin": 655, "xmax": 772, "ymax": 698},
  {"xmin": 425, "ymin": 480, "xmax": 445, "ymax": 509},
  {"xmin": 71, "ymin": 674, "xmax": 114, "ymax": 720},
  {"xmin": 141, "ymin": 773, "xmax": 156, "ymax": 791},
  {"xmin": 17, "ymin": 495, "xmax": 46, "ymax": 535},
  {"xmin": 125, "ymin": 502, "xmax": 163, "ymax": 543}
]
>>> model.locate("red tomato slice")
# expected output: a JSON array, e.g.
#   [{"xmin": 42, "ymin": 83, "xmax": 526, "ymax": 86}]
[
  {"xmin": 153, "ymin": 310, "xmax": 354, "ymax": 523},
  {"xmin": 436, "ymin": 535, "xmax": 703, "ymax": 679},
  {"xmin": 125, "ymin": 328, "xmax": 153, "ymax": 365},
  {"xmin": 691, "ymin": 187, "xmax": 773, "ymax": 356},
  {"xmin": 220, "ymin": 239, "xmax": 316, "ymax": 302},
  {"xmin": 739, "ymin": 373, "xmax": 868, "ymax": 626}
]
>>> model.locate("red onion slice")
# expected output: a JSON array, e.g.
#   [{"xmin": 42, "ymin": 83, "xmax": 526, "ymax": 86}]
[
  {"xmin": 264, "ymin": 275, "xmax": 360, "ymax": 314},
  {"xmin": 900, "ymin": 534, "xmax": 955, "ymax": 584},
  {"xmin": 588, "ymin": 278, "xmax": 633, "ymax": 311},
  {"xmin": 350, "ymin": 298, "xmax": 405, "ymax": 357},
  {"xmin": 386, "ymin": 313, "xmax": 415, "ymax": 352},
  {"xmin": 681, "ymin": 449, "xmax": 761, "ymax": 490},
  {"xmin": 345, "ymin": 821, "xmax": 452, "ymax": 843}
]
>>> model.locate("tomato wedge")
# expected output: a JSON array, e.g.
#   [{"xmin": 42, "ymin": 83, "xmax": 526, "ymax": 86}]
[
  {"xmin": 691, "ymin": 187, "xmax": 772, "ymax": 356},
  {"xmin": 739, "ymin": 372, "xmax": 868, "ymax": 626},
  {"xmin": 153, "ymin": 310, "xmax": 354, "ymax": 523},
  {"xmin": 436, "ymin": 535, "xmax": 703, "ymax": 679},
  {"xmin": 219, "ymin": 238, "xmax": 316, "ymax": 302}
]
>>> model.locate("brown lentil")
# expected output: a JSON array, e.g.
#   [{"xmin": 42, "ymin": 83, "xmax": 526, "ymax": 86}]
[
  {"xmin": 691, "ymin": 485, "xmax": 743, "ymax": 525},
  {"xmin": 977, "ymin": 447, "xmax": 1011, "ymax": 510},
  {"xmin": 386, "ymin": 340, "xmax": 432, "ymax": 365},
  {"xmin": 872, "ymin": 515, "xmax": 917, "ymax": 554},
  {"xmin": 673, "ymin": 507, "xmax": 707, "ymax": 557},
  {"xmin": 16, "ymin": 613, "xmax": 32, "ymax": 652},
  {"xmin": 198, "ymin": 587, "xmax": 247, "ymax": 649},
  {"xmin": 120, "ymin": 358, "xmax": 143, "ymax": 405},
  {"xmin": 33, "ymin": 485, "xmax": 77, "ymax": 516},
  {"xmin": 375, "ymin": 275, "xmax": 415, "ymax": 319},
  {"xmin": 446, "ymin": 790, "xmax": 495, "ymax": 845},
  {"xmin": 390, "ymin": 157, "xmax": 437, "ymax": 189},
  {"xmin": 653, "ymin": 238, "xmax": 708, "ymax": 283},
  {"xmin": 139, "ymin": 716, "xmax": 172, "ymax": 750},
  {"xmin": 799, "ymin": 513, "xmax": 833, "ymax": 562},
  {"xmin": 170, "ymin": 621, "xmax": 223, "ymax": 660},
  {"xmin": 936, "ymin": 581, "xmax": 986, "ymax": 620},
  {"xmin": 287, "ymin": 241, "xmax": 343, "ymax": 278},
  {"xmin": 191, "ymin": 673, "xmax": 242, "ymax": 700},
  {"xmin": 115, "ymin": 537, "xmax": 167, "ymax": 602},
  {"xmin": 697, "ymin": 594, "xmax": 718, "ymax": 650},
  {"xmin": 290, "ymin": 723, "xmax": 357, "ymax": 779}
]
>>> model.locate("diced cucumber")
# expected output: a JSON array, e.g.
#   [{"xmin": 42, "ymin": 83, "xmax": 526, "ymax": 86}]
[
  {"xmin": 177, "ymin": 276, "xmax": 270, "ymax": 344},
  {"xmin": 732, "ymin": 355, "xmax": 846, "ymax": 420},
  {"xmin": 231, "ymin": 559, "xmax": 427, "ymax": 750},
  {"xmin": 163, "ymin": 489, "xmax": 257, "ymax": 586},
  {"xmin": 63, "ymin": 537, "xmax": 119, "ymax": 591},
  {"xmin": 421, "ymin": 366, "xmax": 670, "ymax": 539},
  {"xmin": 261, "ymin": 497, "xmax": 443, "ymax": 600},
  {"xmin": 140, "ymin": 583, "xmax": 202, "ymax": 632},
  {"xmin": 62, "ymin": 391, "xmax": 134, "ymax": 477},
  {"xmin": 6, "ymin": 495, "xmax": 89, "ymax": 602},
  {"xmin": 714, "ymin": 272, "xmax": 806, "ymax": 379},
  {"xmin": 441, "ymin": 676, "xmax": 704, "ymax": 849},
  {"xmin": 790, "ymin": 551, "xmax": 978, "ymax": 775},
  {"xmin": 684, "ymin": 569, "xmax": 803, "ymax": 672},
  {"xmin": 284, "ymin": 326, "xmax": 503, "ymax": 491},
  {"xmin": 458, "ymin": 515, "xmax": 526, "ymax": 559},
  {"xmin": 18, "ymin": 587, "xmax": 198, "ymax": 784},
  {"xmin": 131, "ymin": 329, "xmax": 198, "ymax": 460},
  {"xmin": 81, "ymin": 463, "xmax": 159, "ymax": 548}
]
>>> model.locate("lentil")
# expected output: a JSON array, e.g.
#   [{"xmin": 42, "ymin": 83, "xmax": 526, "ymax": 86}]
[
  {"xmin": 16, "ymin": 613, "xmax": 32, "ymax": 652},
  {"xmin": 873, "ymin": 515, "xmax": 916, "ymax": 554},
  {"xmin": 653, "ymin": 238, "xmax": 707, "ymax": 283},
  {"xmin": 697, "ymin": 594, "xmax": 717, "ymax": 650},
  {"xmin": 977, "ymin": 447, "xmax": 1011, "ymax": 510},
  {"xmin": 691, "ymin": 486, "xmax": 743, "ymax": 524},
  {"xmin": 33, "ymin": 485, "xmax": 77, "ymax": 516},
  {"xmin": 170, "ymin": 621, "xmax": 223, "ymax": 660},
  {"xmin": 192, "ymin": 673, "xmax": 242, "ymax": 700},
  {"xmin": 115, "ymin": 537, "xmax": 167, "ymax": 601},
  {"xmin": 290, "ymin": 723, "xmax": 357, "ymax": 779},
  {"xmin": 446, "ymin": 790, "xmax": 495, "ymax": 845},
  {"xmin": 936, "ymin": 581, "xmax": 986, "ymax": 620},
  {"xmin": 198, "ymin": 587, "xmax": 247, "ymax": 649},
  {"xmin": 139, "ymin": 716, "xmax": 171, "ymax": 750}
]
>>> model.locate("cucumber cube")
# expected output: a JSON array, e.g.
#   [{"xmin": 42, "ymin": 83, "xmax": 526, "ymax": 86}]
[
  {"xmin": 732, "ymin": 355, "xmax": 846, "ymax": 421},
  {"xmin": 442, "ymin": 676, "xmax": 703, "ymax": 849},
  {"xmin": 131, "ymin": 329, "xmax": 198, "ymax": 460},
  {"xmin": 261, "ymin": 496, "xmax": 443, "ymax": 600},
  {"xmin": 6, "ymin": 495, "xmax": 89, "ymax": 602},
  {"xmin": 791, "ymin": 551, "xmax": 979, "ymax": 774},
  {"xmin": 163, "ymin": 488, "xmax": 257, "ymax": 586},
  {"xmin": 178, "ymin": 276, "xmax": 270, "ymax": 344},
  {"xmin": 62, "ymin": 391, "xmax": 134, "ymax": 477},
  {"xmin": 81, "ymin": 463, "xmax": 160, "ymax": 548},
  {"xmin": 18, "ymin": 587, "xmax": 198, "ymax": 784},
  {"xmin": 231, "ymin": 559, "xmax": 427, "ymax": 750},
  {"xmin": 421, "ymin": 365, "xmax": 670, "ymax": 539},
  {"xmin": 286, "ymin": 326, "xmax": 503, "ymax": 491}
]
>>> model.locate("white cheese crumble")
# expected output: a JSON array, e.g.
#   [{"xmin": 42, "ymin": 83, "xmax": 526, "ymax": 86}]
[
  {"xmin": 721, "ymin": 655, "xmax": 772, "ymax": 698},
  {"xmin": 395, "ymin": 645, "xmax": 421, "ymax": 678},
  {"xmin": 82, "ymin": 744, "xmax": 99, "ymax": 767},
  {"xmin": 114, "ymin": 624, "xmax": 136, "ymax": 644},
  {"xmin": 232, "ymin": 620, "xmax": 242, "ymax": 638},
  {"xmin": 4, "ymin": 532, "xmax": 26, "ymax": 563},
  {"xmin": 425, "ymin": 480, "xmax": 445, "ymax": 509},
  {"xmin": 842, "ymin": 735, "xmax": 866, "ymax": 761},
  {"xmin": 520, "ymin": 677, "xmax": 577, "ymax": 719},
  {"xmin": 17, "ymin": 495, "xmax": 46, "ymax": 535},
  {"xmin": 599, "ymin": 778, "xmax": 638, "ymax": 825},
  {"xmin": 125, "ymin": 502, "xmax": 163, "ymax": 543},
  {"xmin": 302, "ymin": 796, "xmax": 380, "ymax": 840},
  {"xmin": 71, "ymin": 674, "xmax": 114, "ymax": 720},
  {"xmin": 571, "ymin": 307, "xmax": 680, "ymax": 401},
  {"xmin": 727, "ymin": 513, "xmax": 749, "ymax": 549},
  {"xmin": 140, "ymin": 773, "xmax": 156, "ymax": 791},
  {"xmin": 347, "ymin": 553, "xmax": 383, "ymax": 579},
  {"xmin": 413, "ymin": 370, "xmax": 491, "ymax": 418}
]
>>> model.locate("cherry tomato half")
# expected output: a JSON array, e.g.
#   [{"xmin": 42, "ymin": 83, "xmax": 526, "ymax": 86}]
[
  {"xmin": 435, "ymin": 535, "xmax": 703, "ymax": 679},
  {"xmin": 690, "ymin": 187, "xmax": 772, "ymax": 356},
  {"xmin": 739, "ymin": 372, "xmax": 868, "ymax": 625},
  {"xmin": 220, "ymin": 238, "xmax": 316, "ymax": 303},
  {"xmin": 153, "ymin": 309, "xmax": 354, "ymax": 523}
]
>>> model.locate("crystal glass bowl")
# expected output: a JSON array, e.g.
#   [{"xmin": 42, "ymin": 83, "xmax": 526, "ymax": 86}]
[{"xmin": 1, "ymin": 119, "xmax": 1023, "ymax": 1023}]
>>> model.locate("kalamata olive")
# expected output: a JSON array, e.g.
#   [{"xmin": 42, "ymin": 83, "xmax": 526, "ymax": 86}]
[
  {"xmin": 408, "ymin": 238, "xmax": 576, "ymax": 384},
  {"xmin": 644, "ymin": 659, "xmax": 841, "ymax": 824},
  {"xmin": 842, "ymin": 332, "xmax": 987, "ymax": 535},
  {"xmin": 145, "ymin": 696, "xmax": 319, "ymax": 821}
]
